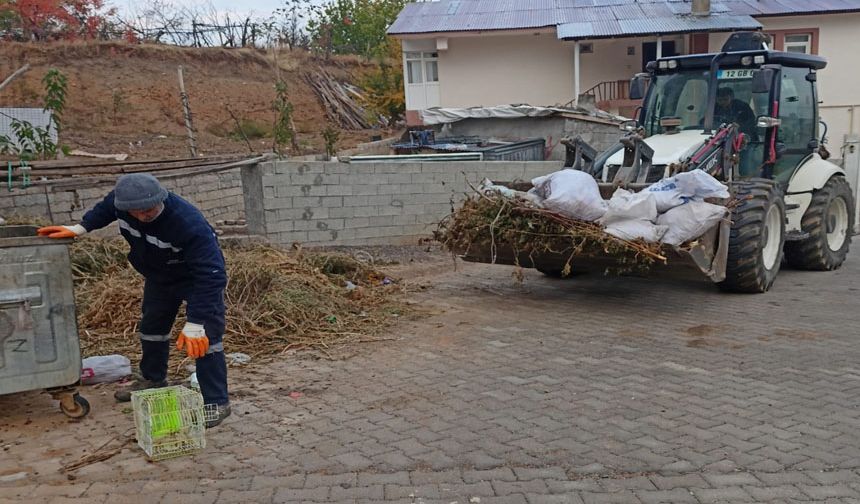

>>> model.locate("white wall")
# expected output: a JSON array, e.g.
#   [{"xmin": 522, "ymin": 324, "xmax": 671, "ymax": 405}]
[
  {"xmin": 425, "ymin": 33, "xmax": 686, "ymax": 109},
  {"xmin": 438, "ymin": 33, "xmax": 575, "ymax": 108},
  {"xmin": 578, "ymin": 35, "xmax": 685, "ymax": 91}
]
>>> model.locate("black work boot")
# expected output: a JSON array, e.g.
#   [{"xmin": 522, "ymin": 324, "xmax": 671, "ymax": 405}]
[
  {"xmin": 114, "ymin": 378, "xmax": 168, "ymax": 402},
  {"xmin": 204, "ymin": 402, "xmax": 232, "ymax": 429}
]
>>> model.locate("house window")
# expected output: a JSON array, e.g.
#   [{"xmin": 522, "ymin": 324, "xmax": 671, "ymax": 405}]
[
  {"xmin": 405, "ymin": 52, "xmax": 423, "ymax": 84},
  {"xmin": 765, "ymin": 29, "xmax": 818, "ymax": 55},
  {"xmin": 403, "ymin": 49, "xmax": 440, "ymax": 110},
  {"xmin": 784, "ymin": 33, "xmax": 812, "ymax": 54},
  {"xmin": 425, "ymin": 60, "xmax": 439, "ymax": 82},
  {"xmin": 406, "ymin": 51, "xmax": 438, "ymax": 84}
]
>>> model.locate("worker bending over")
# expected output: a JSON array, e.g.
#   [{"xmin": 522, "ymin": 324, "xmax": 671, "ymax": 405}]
[{"xmin": 38, "ymin": 173, "xmax": 231, "ymax": 428}]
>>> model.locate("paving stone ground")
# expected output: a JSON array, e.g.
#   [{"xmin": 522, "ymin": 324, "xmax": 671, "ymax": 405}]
[{"xmin": 2, "ymin": 249, "xmax": 860, "ymax": 503}]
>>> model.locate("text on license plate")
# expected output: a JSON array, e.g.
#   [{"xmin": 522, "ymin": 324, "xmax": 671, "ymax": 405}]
[{"xmin": 717, "ymin": 69, "xmax": 754, "ymax": 79}]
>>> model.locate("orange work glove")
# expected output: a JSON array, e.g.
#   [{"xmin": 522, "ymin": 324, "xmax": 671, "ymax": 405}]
[
  {"xmin": 37, "ymin": 224, "xmax": 87, "ymax": 239},
  {"xmin": 177, "ymin": 322, "xmax": 209, "ymax": 359}
]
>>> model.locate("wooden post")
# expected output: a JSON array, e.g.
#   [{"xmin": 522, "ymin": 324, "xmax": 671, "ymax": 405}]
[
  {"xmin": 177, "ymin": 66, "xmax": 198, "ymax": 157},
  {"xmin": 0, "ymin": 64, "xmax": 31, "ymax": 93}
]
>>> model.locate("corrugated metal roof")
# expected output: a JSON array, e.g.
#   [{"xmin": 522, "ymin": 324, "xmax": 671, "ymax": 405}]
[
  {"xmin": 557, "ymin": 14, "xmax": 761, "ymax": 38},
  {"xmin": 388, "ymin": 0, "xmax": 860, "ymax": 35}
]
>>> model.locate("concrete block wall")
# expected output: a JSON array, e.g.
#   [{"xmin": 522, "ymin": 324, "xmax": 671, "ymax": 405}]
[
  {"xmin": 0, "ymin": 169, "xmax": 244, "ymax": 227},
  {"xmin": 244, "ymin": 160, "xmax": 564, "ymax": 246}
]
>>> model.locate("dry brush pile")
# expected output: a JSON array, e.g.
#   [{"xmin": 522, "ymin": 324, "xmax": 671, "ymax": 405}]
[
  {"xmin": 435, "ymin": 191, "xmax": 667, "ymax": 276},
  {"xmin": 71, "ymin": 238, "xmax": 408, "ymax": 376}
]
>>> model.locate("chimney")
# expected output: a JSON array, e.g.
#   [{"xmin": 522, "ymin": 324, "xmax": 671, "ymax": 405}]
[{"xmin": 692, "ymin": 0, "xmax": 711, "ymax": 16}]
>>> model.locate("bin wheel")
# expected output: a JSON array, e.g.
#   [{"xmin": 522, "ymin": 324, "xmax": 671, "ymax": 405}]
[{"xmin": 59, "ymin": 393, "xmax": 90, "ymax": 419}]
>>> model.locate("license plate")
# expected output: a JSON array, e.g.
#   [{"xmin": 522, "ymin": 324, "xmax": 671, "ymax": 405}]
[{"xmin": 717, "ymin": 69, "xmax": 754, "ymax": 80}]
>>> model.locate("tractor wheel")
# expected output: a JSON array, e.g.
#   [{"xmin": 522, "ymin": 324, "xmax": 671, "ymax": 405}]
[
  {"xmin": 784, "ymin": 175, "xmax": 854, "ymax": 270},
  {"xmin": 718, "ymin": 179, "xmax": 785, "ymax": 293}
]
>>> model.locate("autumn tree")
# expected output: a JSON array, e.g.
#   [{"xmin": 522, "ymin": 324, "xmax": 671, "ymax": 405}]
[
  {"xmin": 0, "ymin": 0, "xmax": 114, "ymax": 40},
  {"xmin": 307, "ymin": 0, "xmax": 406, "ymax": 59}
]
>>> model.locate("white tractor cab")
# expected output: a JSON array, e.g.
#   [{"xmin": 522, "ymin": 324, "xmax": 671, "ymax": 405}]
[{"xmin": 562, "ymin": 32, "xmax": 857, "ymax": 292}]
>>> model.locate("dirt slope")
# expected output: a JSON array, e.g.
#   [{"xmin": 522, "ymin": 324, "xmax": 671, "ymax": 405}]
[{"xmin": 0, "ymin": 42, "xmax": 392, "ymax": 159}]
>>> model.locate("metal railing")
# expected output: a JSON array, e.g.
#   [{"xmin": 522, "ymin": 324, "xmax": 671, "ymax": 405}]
[{"xmin": 582, "ymin": 80, "xmax": 631, "ymax": 103}]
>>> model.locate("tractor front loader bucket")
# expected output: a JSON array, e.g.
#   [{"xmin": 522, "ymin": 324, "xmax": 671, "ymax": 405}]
[{"xmin": 457, "ymin": 183, "xmax": 731, "ymax": 284}]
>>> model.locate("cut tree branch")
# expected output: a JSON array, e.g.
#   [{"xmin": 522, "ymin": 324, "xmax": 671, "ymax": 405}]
[{"xmin": 0, "ymin": 64, "xmax": 31, "ymax": 93}]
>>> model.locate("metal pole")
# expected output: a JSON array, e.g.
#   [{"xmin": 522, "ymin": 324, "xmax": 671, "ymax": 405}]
[
  {"xmin": 656, "ymin": 35, "xmax": 663, "ymax": 60},
  {"xmin": 574, "ymin": 41, "xmax": 581, "ymax": 105},
  {"xmin": 177, "ymin": 66, "xmax": 198, "ymax": 158}
]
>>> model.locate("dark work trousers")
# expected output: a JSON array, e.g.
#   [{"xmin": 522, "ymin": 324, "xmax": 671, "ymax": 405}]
[{"xmin": 138, "ymin": 280, "xmax": 229, "ymax": 405}]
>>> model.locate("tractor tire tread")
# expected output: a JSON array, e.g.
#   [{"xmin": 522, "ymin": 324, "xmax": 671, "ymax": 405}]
[
  {"xmin": 784, "ymin": 176, "xmax": 854, "ymax": 271},
  {"xmin": 718, "ymin": 179, "xmax": 785, "ymax": 293}
]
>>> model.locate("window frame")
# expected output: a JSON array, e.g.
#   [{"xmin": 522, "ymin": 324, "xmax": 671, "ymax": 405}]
[
  {"xmin": 405, "ymin": 51, "xmax": 438, "ymax": 85},
  {"xmin": 765, "ymin": 28, "xmax": 819, "ymax": 55}
]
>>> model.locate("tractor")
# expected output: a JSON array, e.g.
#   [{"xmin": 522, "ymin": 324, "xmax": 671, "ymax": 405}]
[{"xmin": 467, "ymin": 33, "xmax": 858, "ymax": 293}]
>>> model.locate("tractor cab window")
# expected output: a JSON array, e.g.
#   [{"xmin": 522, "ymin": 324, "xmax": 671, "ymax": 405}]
[
  {"xmin": 773, "ymin": 66, "xmax": 817, "ymax": 183},
  {"xmin": 643, "ymin": 68, "xmax": 766, "ymax": 137},
  {"xmin": 643, "ymin": 70, "xmax": 709, "ymax": 135}
]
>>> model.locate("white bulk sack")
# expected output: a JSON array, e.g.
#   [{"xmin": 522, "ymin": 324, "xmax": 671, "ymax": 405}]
[
  {"xmin": 600, "ymin": 188, "xmax": 666, "ymax": 242},
  {"xmin": 645, "ymin": 169, "xmax": 730, "ymax": 213},
  {"xmin": 657, "ymin": 201, "xmax": 728, "ymax": 246},
  {"xmin": 605, "ymin": 220, "xmax": 669, "ymax": 242},
  {"xmin": 481, "ymin": 178, "xmax": 544, "ymax": 207},
  {"xmin": 81, "ymin": 354, "xmax": 131, "ymax": 384},
  {"xmin": 530, "ymin": 169, "xmax": 606, "ymax": 221},
  {"xmin": 675, "ymin": 170, "xmax": 730, "ymax": 200},
  {"xmin": 600, "ymin": 188, "xmax": 658, "ymax": 225}
]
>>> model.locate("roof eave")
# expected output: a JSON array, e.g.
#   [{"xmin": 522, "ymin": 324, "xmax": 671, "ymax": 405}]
[
  {"xmin": 558, "ymin": 26, "xmax": 758, "ymax": 42},
  {"xmin": 389, "ymin": 26, "xmax": 557, "ymax": 39},
  {"xmin": 751, "ymin": 8, "xmax": 860, "ymax": 17}
]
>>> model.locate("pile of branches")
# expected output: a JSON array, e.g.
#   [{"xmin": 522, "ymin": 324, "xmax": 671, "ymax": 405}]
[
  {"xmin": 436, "ymin": 192, "xmax": 666, "ymax": 275},
  {"xmin": 71, "ymin": 238, "xmax": 406, "ymax": 376},
  {"xmin": 304, "ymin": 70, "xmax": 375, "ymax": 130}
]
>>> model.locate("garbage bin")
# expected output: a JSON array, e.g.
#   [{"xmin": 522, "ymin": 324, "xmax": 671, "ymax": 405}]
[{"xmin": 0, "ymin": 225, "xmax": 89, "ymax": 418}]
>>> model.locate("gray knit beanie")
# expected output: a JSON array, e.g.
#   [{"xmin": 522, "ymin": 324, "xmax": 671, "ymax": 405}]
[{"xmin": 114, "ymin": 173, "xmax": 168, "ymax": 211}]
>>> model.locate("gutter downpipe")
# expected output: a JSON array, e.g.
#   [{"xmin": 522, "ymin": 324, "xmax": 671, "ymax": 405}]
[{"xmin": 703, "ymin": 52, "xmax": 727, "ymax": 134}]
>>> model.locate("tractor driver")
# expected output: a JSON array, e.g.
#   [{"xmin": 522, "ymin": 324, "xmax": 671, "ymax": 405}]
[{"xmin": 713, "ymin": 87, "xmax": 757, "ymax": 137}]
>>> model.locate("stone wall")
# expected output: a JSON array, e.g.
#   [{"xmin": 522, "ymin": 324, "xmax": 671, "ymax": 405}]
[
  {"xmin": 243, "ymin": 160, "xmax": 564, "ymax": 245},
  {"xmin": 0, "ymin": 169, "xmax": 244, "ymax": 227}
]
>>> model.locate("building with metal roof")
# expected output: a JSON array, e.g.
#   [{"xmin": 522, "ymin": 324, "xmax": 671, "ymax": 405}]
[{"xmin": 388, "ymin": 0, "xmax": 860, "ymax": 155}]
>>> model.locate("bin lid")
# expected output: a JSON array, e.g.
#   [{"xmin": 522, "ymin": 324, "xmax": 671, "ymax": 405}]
[{"xmin": 0, "ymin": 225, "xmax": 73, "ymax": 248}]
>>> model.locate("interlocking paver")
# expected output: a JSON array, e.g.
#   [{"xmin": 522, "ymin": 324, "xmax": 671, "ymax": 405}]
[
  {"xmin": 2, "ymin": 252, "xmax": 860, "ymax": 502},
  {"xmin": 744, "ymin": 484, "xmax": 807, "ymax": 500},
  {"xmin": 799, "ymin": 484, "xmax": 860, "ymax": 499},
  {"xmin": 634, "ymin": 488, "xmax": 698, "ymax": 504},
  {"xmin": 692, "ymin": 486, "xmax": 753, "ymax": 502}
]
